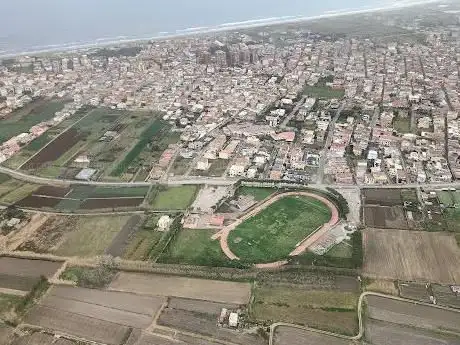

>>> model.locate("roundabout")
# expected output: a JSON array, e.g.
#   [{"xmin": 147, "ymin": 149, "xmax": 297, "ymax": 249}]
[{"xmin": 213, "ymin": 191, "xmax": 340, "ymax": 267}]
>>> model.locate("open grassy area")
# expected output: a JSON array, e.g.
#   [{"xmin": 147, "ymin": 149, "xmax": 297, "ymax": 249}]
[
  {"xmin": 326, "ymin": 240, "xmax": 353, "ymax": 259},
  {"xmin": 392, "ymin": 115, "xmax": 411, "ymax": 133},
  {"xmin": 251, "ymin": 285, "xmax": 358, "ymax": 336},
  {"xmin": 150, "ymin": 186, "xmax": 198, "ymax": 210},
  {"xmin": 303, "ymin": 85, "xmax": 345, "ymax": 99},
  {"xmin": 0, "ymin": 173, "xmax": 11, "ymax": 184},
  {"xmin": 54, "ymin": 216, "xmax": 131, "ymax": 257},
  {"xmin": 158, "ymin": 229, "xmax": 234, "ymax": 267},
  {"xmin": 437, "ymin": 191, "xmax": 455, "ymax": 207},
  {"xmin": 0, "ymin": 294, "xmax": 23, "ymax": 320},
  {"xmin": 443, "ymin": 208, "xmax": 460, "ymax": 233},
  {"xmin": 0, "ymin": 99, "xmax": 66, "ymax": 144},
  {"xmin": 238, "ymin": 186, "xmax": 276, "ymax": 201},
  {"xmin": 228, "ymin": 196, "xmax": 331, "ymax": 263}
]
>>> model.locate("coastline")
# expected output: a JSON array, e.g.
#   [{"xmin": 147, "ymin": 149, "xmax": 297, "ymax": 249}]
[{"xmin": 0, "ymin": 0, "xmax": 443, "ymax": 59}]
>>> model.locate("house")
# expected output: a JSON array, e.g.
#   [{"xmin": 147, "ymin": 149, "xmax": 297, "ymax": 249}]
[
  {"xmin": 158, "ymin": 215, "xmax": 173, "ymax": 231},
  {"xmin": 229, "ymin": 157, "xmax": 249, "ymax": 177},
  {"xmin": 196, "ymin": 158, "xmax": 211, "ymax": 171}
]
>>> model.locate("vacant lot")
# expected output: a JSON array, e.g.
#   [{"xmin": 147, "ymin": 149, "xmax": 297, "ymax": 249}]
[
  {"xmin": 228, "ymin": 196, "xmax": 331, "ymax": 263},
  {"xmin": 25, "ymin": 285, "xmax": 164, "ymax": 345},
  {"xmin": 366, "ymin": 295, "xmax": 460, "ymax": 333},
  {"xmin": 251, "ymin": 285, "xmax": 358, "ymax": 336},
  {"xmin": 304, "ymin": 85, "xmax": 345, "ymax": 99},
  {"xmin": 238, "ymin": 186, "xmax": 276, "ymax": 201},
  {"xmin": 365, "ymin": 319, "xmax": 460, "ymax": 345},
  {"xmin": 122, "ymin": 215, "xmax": 163, "ymax": 261},
  {"xmin": 273, "ymin": 326, "xmax": 352, "ymax": 345},
  {"xmin": 364, "ymin": 205, "xmax": 409, "ymax": 229},
  {"xmin": 150, "ymin": 186, "xmax": 198, "ymax": 210},
  {"xmin": 54, "ymin": 216, "xmax": 131, "ymax": 257},
  {"xmin": 109, "ymin": 272, "xmax": 251, "ymax": 304},
  {"xmin": 0, "ymin": 257, "xmax": 62, "ymax": 292},
  {"xmin": 362, "ymin": 189, "xmax": 402, "ymax": 206},
  {"xmin": 363, "ymin": 229, "xmax": 460, "ymax": 284},
  {"xmin": 159, "ymin": 229, "xmax": 232, "ymax": 267}
]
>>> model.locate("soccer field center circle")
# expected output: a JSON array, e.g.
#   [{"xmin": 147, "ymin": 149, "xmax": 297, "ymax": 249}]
[{"xmin": 217, "ymin": 190, "xmax": 340, "ymax": 267}]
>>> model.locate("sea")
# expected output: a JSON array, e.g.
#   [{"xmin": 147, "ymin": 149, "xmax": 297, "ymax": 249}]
[{"xmin": 0, "ymin": 0, "xmax": 441, "ymax": 57}]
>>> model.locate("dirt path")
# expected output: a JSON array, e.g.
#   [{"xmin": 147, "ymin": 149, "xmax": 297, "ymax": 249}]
[
  {"xmin": 4, "ymin": 213, "xmax": 49, "ymax": 251},
  {"xmin": 214, "ymin": 191, "xmax": 340, "ymax": 264}
]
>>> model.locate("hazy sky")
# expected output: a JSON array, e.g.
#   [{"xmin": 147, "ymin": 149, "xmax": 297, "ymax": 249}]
[{"xmin": 0, "ymin": 0, "xmax": 420, "ymax": 53}]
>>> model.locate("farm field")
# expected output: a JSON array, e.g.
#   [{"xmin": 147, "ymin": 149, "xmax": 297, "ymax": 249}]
[
  {"xmin": 0, "ymin": 181, "xmax": 39, "ymax": 205},
  {"xmin": 150, "ymin": 185, "xmax": 198, "ymax": 210},
  {"xmin": 366, "ymin": 295, "xmax": 460, "ymax": 333},
  {"xmin": 21, "ymin": 107, "xmax": 130, "ymax": 177},
  {"xmin": 362, "ymin": 188, "xmax": 403, "ymax": 206},
  {"xmin": 54, "ymin": 215, "xmax": 132, "ymax": 257},
  {"xmin": 251, "ymin": 285, "xmax": 359, "ymax": 336},
  {"xmin": 110, "ymin": 119, "xmax": 168, "ymax": 178},
  {"xmin": 24, "ymin": 285, "xmax": 164, "ymax": 345},
  {"xmin": 0, "ymin": 325, "xmax": 13, "ymax": 345},
  {"xmin": 121, "ymin": 215, "xmax": 164, "ymax": 260},
  {"xmin": 0, "ymin": 257, "xmax": 62, "ymax": 292},
  {"xmin": 228, "ymin": 196, "xmax": 332, "ymax": 263},
  {"xmin": 158, "ymin": 229, "xmax": 232, "ymax": 267},
  {"xmin": 105, "ymin": 215, "xmax": 144, "ymax": 257},
  {"xmin": 273, "ymin": 326, "xmax": 352, "ymax": 345},
  {"xmin": 109, "ymin": 272, "xmax": 252, "ymax": 304},
  {"xmin": 365, "ymin": 319, "xmax": 460, "ymax": 345},
  {"xmin": 363, "ymin": 228, "xmax": 460, "ymax": 284},
  {"xmin": 15, "ymin": 184, "xmax": 148, "ymax": 211},
  {"xmin": 364, "ymin": 205, "xmax": 409, "ymax": 229},
  {"xmin": 0, "ymin": 99, "xmax": 66, "ymax": 145},
  {"xmin": 327, "ymin": 240, "xmax": 353, "ymax": 258},
  {"xmin": 158, "ymin": 308, "xmax": 266, "ymax": 345}
]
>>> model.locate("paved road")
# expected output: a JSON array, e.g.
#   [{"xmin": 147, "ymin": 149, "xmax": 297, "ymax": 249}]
[
  {"xmin": 2, "ymin": 165, "xmax": 460, "ymax": 190},
  {"xmin": 317, "ymin": 104, "xmax": 345, "ymax": 184}
]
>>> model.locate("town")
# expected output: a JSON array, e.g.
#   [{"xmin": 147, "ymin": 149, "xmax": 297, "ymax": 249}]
[{"xmin": 0, "ymin": 5, "xmax": 459, "ymax": 188}]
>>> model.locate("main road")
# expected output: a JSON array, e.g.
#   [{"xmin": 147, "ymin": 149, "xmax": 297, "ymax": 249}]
[{"xmin": 2, "ymin": 165, "xmax": 460, "ymax": 190}]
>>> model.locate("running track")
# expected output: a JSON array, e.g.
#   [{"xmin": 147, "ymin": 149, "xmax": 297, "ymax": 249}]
[{"xmin": 212, "ymin": 191, "xmax": 340, "ymax": 267}]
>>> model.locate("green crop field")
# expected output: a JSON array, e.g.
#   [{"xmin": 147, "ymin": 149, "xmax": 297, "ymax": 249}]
[
  {"xmin": 111, "ymin": 120, "xmax": 166, "ymax": 177},
  {"xmin": 228, "ymin": 196, "xmax": 332, "ymax": 263},
  {"xmin": 0, "ymin": 99, "xmax": 66, "ymax": 144},
  {"xmin": 238, "ymin": 186, "xmax": 276, "ymax": 201},
  {"xmin": 158, "ymin": 229, "xmax": 232, "ymax": 267},
  {"xmin": 91, "ymin": 186, "xmax": 149, "ymax": 198},
  {"xmin": 150, "ymin": 185, "xmax": 198, "ymax": 210}
]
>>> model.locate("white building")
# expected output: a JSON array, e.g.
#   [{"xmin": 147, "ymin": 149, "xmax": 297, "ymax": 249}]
[{"xmin": 158, "ymin": 215, "xmax": 173, "ymax": 231}]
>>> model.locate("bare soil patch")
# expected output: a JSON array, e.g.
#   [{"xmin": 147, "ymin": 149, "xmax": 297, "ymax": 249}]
[
  {"xmin": 109, "ymin": 272, "xmax": 251, "ymax": 304},
  {"xmin": 33, "ymin": 186, "xmax": 72, "ymax": 198},
  {"xmin": 364, "ymin": 206, "xmax": 408, "ymax": 229},
  {"xmin": 363, "ymin": 229, "xmax": 460, "ymax": 284},
  {"xmin": 168, "ymin": 297, "xmax": 239, "ymax": 315},
  {"xmin": 273, "ymin": 326, "xmax": 352, "ymax": 345},
  {"xmin": 363, "ymin": 189, "xmax": 402, "ymax": 206},
  {"xmin": 16, "ymin": 196, "xmax": 61, "ymax": 209},
  {"xmin": 17, "ymin": 216, "xmax": 75, "ymax": 253}
]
